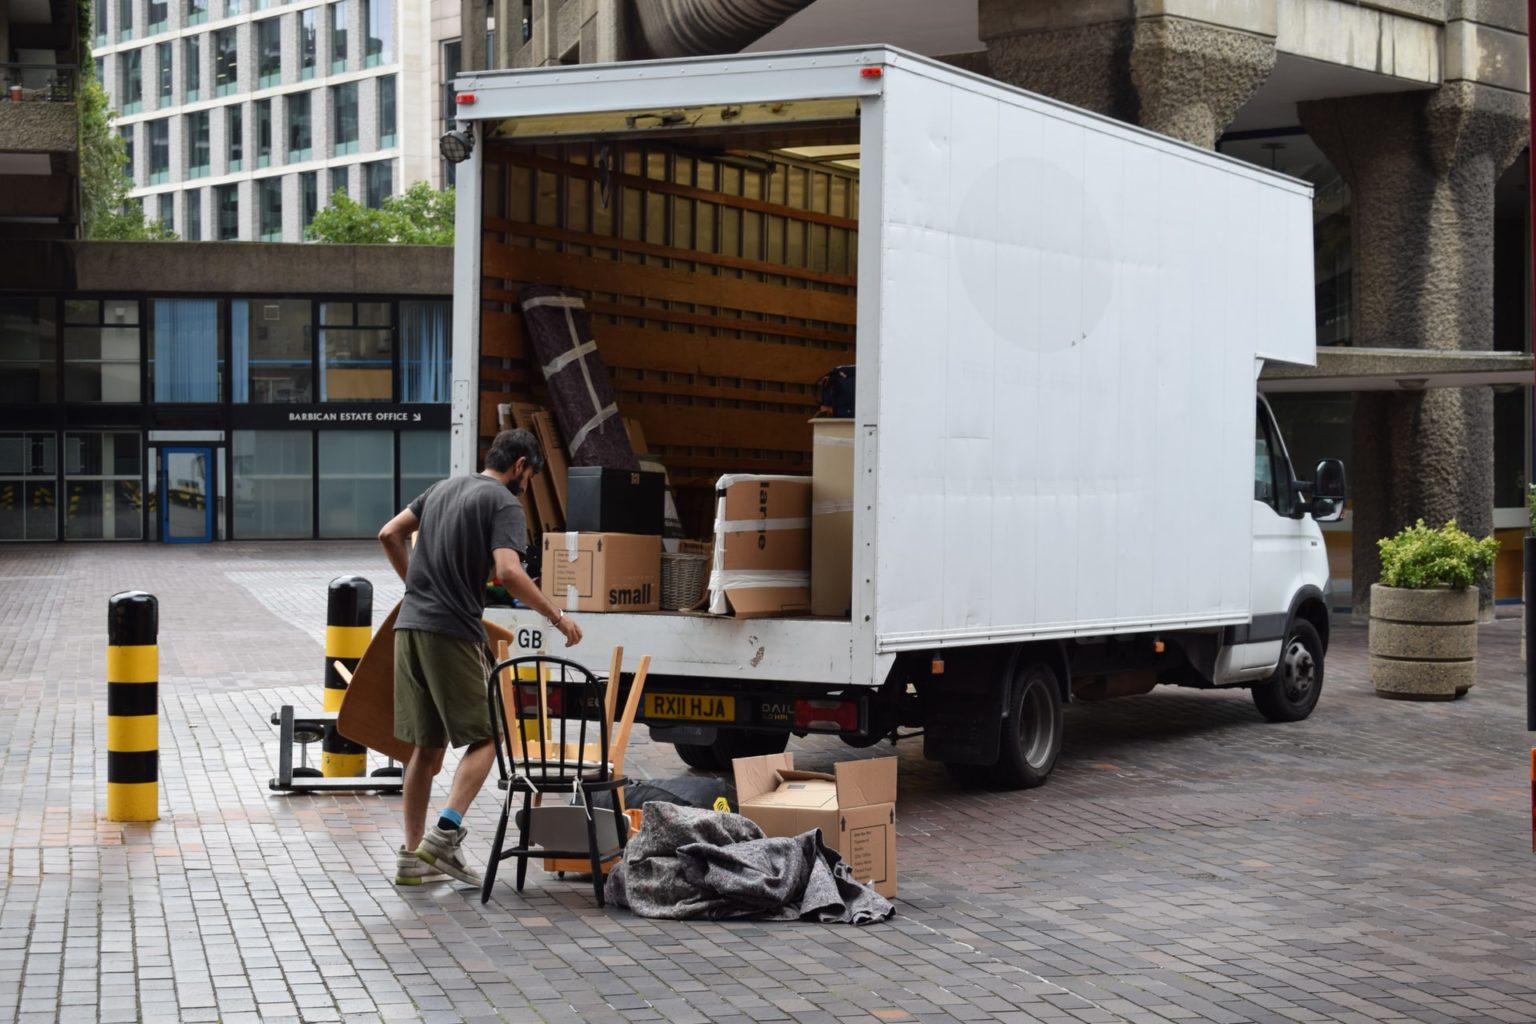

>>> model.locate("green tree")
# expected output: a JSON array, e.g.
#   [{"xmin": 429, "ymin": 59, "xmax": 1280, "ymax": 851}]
[
  {"xmin": 306, "ymin": 182, "xmax": 455, "ymax": 244},
  {"xmin": 77, "ymin": 0, "xmax": 176, "ymax": 239}
]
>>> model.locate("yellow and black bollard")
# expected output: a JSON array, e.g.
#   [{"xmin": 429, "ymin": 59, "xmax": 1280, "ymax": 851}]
[
  {"xmin": 321, "ymin": 576, "xmax": 372, "ymax": 777},
  {"xmin": 107, "ymin": 591, "xmax": 158, "ymax": 821}
]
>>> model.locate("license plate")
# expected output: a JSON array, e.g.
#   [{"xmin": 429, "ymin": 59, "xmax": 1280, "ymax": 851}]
[{"xmin": 645, "ymin": 693, "xmax": 736, "ymax": 722}]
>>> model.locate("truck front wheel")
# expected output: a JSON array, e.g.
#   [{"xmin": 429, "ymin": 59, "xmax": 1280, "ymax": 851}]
[
  {"xmin": 988, "ymin": 663, "xmax": 1064, "ymax": 790},
  {"xmin": 1251, "ymin": 619, "xmax": 1323, "ymax": 723}
]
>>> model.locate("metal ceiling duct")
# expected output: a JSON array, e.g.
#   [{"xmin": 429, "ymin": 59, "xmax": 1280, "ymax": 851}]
[{"xmin": 630, "ymin": 0, "xmax": 818, "ymax": 59}]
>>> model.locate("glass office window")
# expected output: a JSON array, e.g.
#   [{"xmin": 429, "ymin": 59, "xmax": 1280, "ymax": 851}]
[
  {"xmin": 287, "ymin": 91, "xmax": 312, "ymax": 159},
  {"xmin": 400, "ymin": 431, "xmax": 449, "ymax": 507},
  {"xmin": 62, "ymin": 299, "xmax": 141, "ymax": 403},
  {"xmin": 257, "ymin": 18, "xmax": 282, "ymax": 87},
  {"xmin": 225, "ymin": 0, "xmax": 241, "ymax": 14},
  {"xmin": 184, "ymin": 35, "xmax": 200, "ymax": 100},
  {"xmin": 364, "ymin": 159, "xmax": 391, "ymax": 208},
  {"xmin": 215, "ymin": 183, "xmax": 239, "ymax": 239},
  {"xmin": 400, "ymin": 301, "xmax": 450, "ymax": 402},
  {"xmin": 233, "ymin": 431, "xmax": 312, "ymax": 538},
  {"xmin": 233, "ymin": 299, "xmax": 311, "ymax": 402},
  {"xmin": 95, "ymin": 0, "xmax": 109, "ymax": 43},
  {"xmin": 319, "ymin": 431, "xmax": 393, "ymax": 537},
  {"xmin": 157, "ymin": 193, "xmax": 174, "ymax": 233},
  {"xmin": 377, "ymin": 73, "xmax": 395, "ymax": 148},
  {"xmin": 65, "ymin": 432, "xmax": 144, "ymax": 540},
  {"xmin": 147, "ymin": 0, "xmax": 168, "ymax": 32},
  {"xmin": 363, "ymin": 0, "xmax": 391, "ymax": 66},
  {"xmin": 214, "ymin": 28, "xmax": 237, "ymax": 95},
  {"xmin": 187, "ymin": 110, "xmax": 210, "ymax": 176},
  {"xmin": 122, "ymin": 47, "xmax": 143, "ymax": 111},
  {"xmin": 258, "ymin": 177, "xmax": 283, "ymax": 240},
  {"xmin": 0, "ymin": 433, "xmax": 59, "ymax": 541},
  {"xmin": 186, "ymin": 0, "xmax": 208, "ymax": 25},
  {"xmin": 440, "ymin": 40, "xmax": 461, "ymax": 185},
  {"xmin": 117, "ymin": 0, "xmax": 133, "ymax": 39},
  {"xmin": 330, "ymin": 1, "xmax": 348, "ymax": 71},
  {"xmin": 300, "ymin": 171, "xmax": 318, "ymax": 230},
  {"xmin": 120, "ymin": 125, "xmax": 135, "ymax": 182},
  {"xmin": 329, "ymin": 165, "xmax": 348, "ymax": 199},
  {"xmin": 319, "ymin": 302, "xmax": 391, "ymax": 401},
  {"xmin": 150, "ymin": 299, "xmax": 222, "ymax": 401},
  {"xmin": 156, "ymin": 41, "xmax": 172, "ymax": 105},
  {"xmin": 185, "ymin": 188, "xmax": 202, "ymax": 240},
  {"xmin": 147, "ymin": 118, "xmax": 170, "ymax": 184},
  {"xmin": 300, "ymin": 7, "xmax": 317, "ymax": 78},
  {"xmin": 332, "ymin": 82, "xmax": 358, "ymax": 155},
  {"xmin": 255, "ymin": 99, "xmax": 273, "ymax": 166},
  {"xmin": 226, "ymin": 104, "xmax": 242, "ymax": 170},
  {"xmin": 0, "ymin": 298, "xmax": 58, "ymax": 403}
]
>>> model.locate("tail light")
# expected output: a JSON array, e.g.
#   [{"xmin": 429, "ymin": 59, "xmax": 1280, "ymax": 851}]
[{"xmin": 794, "ymin": 698, "xmax": 859, "ymax": 733}]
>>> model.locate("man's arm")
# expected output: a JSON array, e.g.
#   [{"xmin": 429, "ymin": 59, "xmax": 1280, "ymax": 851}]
[
  {"xmin": 378, "ymin": 507, "xmax": 420, "ymax": 583},
  {"xmin": 493, "ymin": 546, "xmax": 583, "ymax": 647}
]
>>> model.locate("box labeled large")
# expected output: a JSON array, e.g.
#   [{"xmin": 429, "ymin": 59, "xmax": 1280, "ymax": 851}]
[
  {"xmin": 810, "ymin": 418, "xmax": 854, "ymax": 617},
  {"xmin": 566, "ymin": 467, "xmax": 665, "ymax": 536},
  {"xmin": 708, "ymin": 474, "xmax": 811, "ymax": 618},
  {"xmin": 541, "ymin": 532, "xmax": 661, "ymax": 612},
  {"xmin": 733, "ymin": 752, "xmax": 897, "ymax": 898}
]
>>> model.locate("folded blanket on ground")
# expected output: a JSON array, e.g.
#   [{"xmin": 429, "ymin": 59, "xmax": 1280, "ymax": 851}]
[{"xmin": 605, "ymin": 802, "xmax": 894, "ymax": 925}]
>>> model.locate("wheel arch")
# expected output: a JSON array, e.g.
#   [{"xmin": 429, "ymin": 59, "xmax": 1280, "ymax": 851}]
[{"xmin": 1288, "ymin": 585, "xmax": 1330, "ymax": 652}]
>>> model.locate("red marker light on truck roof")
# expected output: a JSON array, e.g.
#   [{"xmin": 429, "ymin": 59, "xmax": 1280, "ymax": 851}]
[
  {"xmin": 456, "ymin": 93, "xmax": 477, "ymax": 104},
  {"xmin": 860, "ymin": 67, "xmax": 883, "ymax": 78}
]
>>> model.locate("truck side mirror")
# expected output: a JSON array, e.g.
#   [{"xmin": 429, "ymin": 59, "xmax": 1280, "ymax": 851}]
[{"xmin": 1310, "ymin": 458, "xmax": 1346, "ymax": 522}]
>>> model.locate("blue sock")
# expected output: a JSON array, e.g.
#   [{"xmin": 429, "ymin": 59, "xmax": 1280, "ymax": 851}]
[{"xmin": 436, "ymin": 807, "xmax": 463, "ymax": 832}]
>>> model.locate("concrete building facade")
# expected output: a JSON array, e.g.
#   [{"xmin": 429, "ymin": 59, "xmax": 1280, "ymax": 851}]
[
  {"xmin": 460, "ymin": 0, "xmax": 1531, "ymax": 614},
  {"xmin": 90, "ymin": 0, "xmax": 436, "ymax": 241}
]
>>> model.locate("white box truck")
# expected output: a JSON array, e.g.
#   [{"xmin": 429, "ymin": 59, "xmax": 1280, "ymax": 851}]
[{"xmin": 448, "ymin": 46, "xmax": 1346, "ymax": 788}]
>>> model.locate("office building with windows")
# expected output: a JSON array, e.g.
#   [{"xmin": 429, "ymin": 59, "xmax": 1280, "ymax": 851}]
[
  {"xmin": 0, "ymin": 240, "xmax": 453, "ymax": 542},
  {"xmin": 91, "ymin": 0, "xmax": 437, "ymax": 241}
]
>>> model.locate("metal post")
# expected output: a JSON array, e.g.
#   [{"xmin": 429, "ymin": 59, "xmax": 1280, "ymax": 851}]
[
  {"xmin": 322, "ymin": 576, "xmax": 372, "ymax": 777},
  {"xmin": 107, "ymin": 592, "xmax": 159, "ymax": 821}
]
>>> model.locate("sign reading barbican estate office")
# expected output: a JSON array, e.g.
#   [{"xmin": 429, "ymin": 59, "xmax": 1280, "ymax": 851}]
[{"xmin": 230, "ymin": 405, "xmax": 451, "ymax": 430}]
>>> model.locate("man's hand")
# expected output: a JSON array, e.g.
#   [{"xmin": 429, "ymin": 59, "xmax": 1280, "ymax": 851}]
[{"xmin": 554, "ymin": 614, "xmax": 583, "ymax": 647}]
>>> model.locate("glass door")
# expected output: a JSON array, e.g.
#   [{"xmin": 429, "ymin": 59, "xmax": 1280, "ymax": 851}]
[{"xmin": 160, "ymin": 446, "xmax": 213, "ymax": 543}]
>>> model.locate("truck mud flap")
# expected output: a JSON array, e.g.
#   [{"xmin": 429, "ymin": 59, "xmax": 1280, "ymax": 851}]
[{"xmin": 922, "ymin": 690, "xmax": 1002, "ymax": 765}]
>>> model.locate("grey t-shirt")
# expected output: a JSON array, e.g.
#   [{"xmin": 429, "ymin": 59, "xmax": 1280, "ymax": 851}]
[{"xmin": 396, "ymin": 474, "xmax": 527, "ymax": 644}]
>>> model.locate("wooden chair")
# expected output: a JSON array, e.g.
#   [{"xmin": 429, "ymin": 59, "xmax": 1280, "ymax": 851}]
[{"xmin": 481, "ymin": 653, "xmax": 628, "ymax": 906}]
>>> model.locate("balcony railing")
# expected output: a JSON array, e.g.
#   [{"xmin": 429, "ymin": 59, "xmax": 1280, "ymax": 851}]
[{"xmin": 3, "ymin": 64, "xmax": 78, "ymax": 104}]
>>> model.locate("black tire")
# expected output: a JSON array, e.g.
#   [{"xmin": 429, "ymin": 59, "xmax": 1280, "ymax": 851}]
[
  {"xmin": 987, "ymin": 662, "xmax": 1064, "ymax": 790},
  {"xmin": 711, "ymin": 730, "xmax": 789, "ymax": 765},
  {"xmin": 1252, "ymin": 618, "xmax": 1324, "ymax": 723},
  {"xmin": 673, "ymin": 742, "xmax": 723, "ymax": 770}
]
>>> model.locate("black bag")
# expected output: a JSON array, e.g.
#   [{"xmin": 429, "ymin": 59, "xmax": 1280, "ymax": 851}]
[{"xmin": 817, "ymin": 365, "xmax": 856, "ymax": 418}]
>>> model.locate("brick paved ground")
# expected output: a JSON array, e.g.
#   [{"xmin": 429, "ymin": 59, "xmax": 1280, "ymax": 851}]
[{"xmin": 2, "ymin": 541, "xmax": 1535, "ymax": 1024}]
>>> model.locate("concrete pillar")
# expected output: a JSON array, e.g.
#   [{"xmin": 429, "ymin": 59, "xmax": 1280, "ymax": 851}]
[
  {"xmin": 978, "ymin": 0, "xmax": 1277, "ymax": 148},
  {"xmin": 1299, "ymin": 81, "xmax": 1527, "ymax": 617}
]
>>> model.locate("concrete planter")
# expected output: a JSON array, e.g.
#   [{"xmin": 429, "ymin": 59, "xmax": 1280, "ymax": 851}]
[{"xmin": 1368, "ymin": 584, "xmax": 1478, "ymax": 700}]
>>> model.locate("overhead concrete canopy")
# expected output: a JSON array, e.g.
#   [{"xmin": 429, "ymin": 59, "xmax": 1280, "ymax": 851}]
[
  {"xmin": 744, "ymin": 0, "xmax": 983, "ymax": 57},
  {"xmin": 1229, "ymin": 52, "xmax": 1438, "ymax": 131},
  {"xmin": 1259, "ymin": 348, "xmax": 1534, "ymax": 392}
]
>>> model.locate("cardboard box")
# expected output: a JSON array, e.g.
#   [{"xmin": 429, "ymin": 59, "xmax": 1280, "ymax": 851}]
[
  {"xmin": 708, "ymin": 474, "xmax": 811, "ymax": 618},
  {"xmin": 810, "ymin": 419, "xmax": 854, "ymax": 617},
  {"xmin": 733, "ymin": 752, "xmax": 897, "ymax": 898},
  {"xmin": 541, "ymin": 532, "xmax": 661, "ymax": 612}
]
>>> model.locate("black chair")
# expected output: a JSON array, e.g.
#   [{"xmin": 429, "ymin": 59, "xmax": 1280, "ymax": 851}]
[{"xmin": 481, "ymin": 655, "xmax": 630, "ymax": 906}]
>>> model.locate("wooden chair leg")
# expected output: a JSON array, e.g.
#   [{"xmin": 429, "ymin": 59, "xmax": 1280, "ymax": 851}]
[{"xmin": 482, "ymin": 787, "xmax": 513, "ymax": 904}]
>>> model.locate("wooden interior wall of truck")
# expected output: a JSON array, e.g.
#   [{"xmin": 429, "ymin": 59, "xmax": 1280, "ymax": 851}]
[{"xmin": 477, "ymin": 135, "xmax": 860, "ymax": 536}]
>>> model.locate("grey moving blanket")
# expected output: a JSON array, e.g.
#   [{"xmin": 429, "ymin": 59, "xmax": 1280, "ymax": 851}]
[{"xmin": 605, "ymin": 803, "xmax": 894, "ymax": 925}]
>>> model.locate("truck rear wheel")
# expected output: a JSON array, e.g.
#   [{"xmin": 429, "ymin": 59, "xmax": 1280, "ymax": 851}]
[
  {"xmin": 674, "ymin": 743, "xmax": 723, "ymax": 770},
  {"xmin": 988, "ymin": 663, "xmax": 1063, "ymax": 790},
  {"xmin": 1251, "ymin": 619, "xmax": 1323, "ymax": 723}
]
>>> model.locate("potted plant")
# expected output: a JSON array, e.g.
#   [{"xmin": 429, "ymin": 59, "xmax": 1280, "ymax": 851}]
[{"xmin": 1369, "ymin": 519, "xmax": 1498, "ymax": 700}]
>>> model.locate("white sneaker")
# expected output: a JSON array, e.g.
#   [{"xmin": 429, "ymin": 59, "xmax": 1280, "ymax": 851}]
[
  {"xmin": 414, "ymin": 826, "xmax": 483, "ymax": 887},
  {"xmin": 393, "ymin": 845, "xmax": 445, "ymax": 886}
]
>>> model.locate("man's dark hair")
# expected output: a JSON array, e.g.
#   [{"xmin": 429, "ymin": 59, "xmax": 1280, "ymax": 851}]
[{"xmin": 485, "ymin": 428, "xmax": 544, "ymax": 473}]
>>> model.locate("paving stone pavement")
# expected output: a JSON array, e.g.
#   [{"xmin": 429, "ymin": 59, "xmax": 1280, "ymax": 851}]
[{"xmin": 3, "ymin": 541, "xmax": 1536, "ymax": 1024}]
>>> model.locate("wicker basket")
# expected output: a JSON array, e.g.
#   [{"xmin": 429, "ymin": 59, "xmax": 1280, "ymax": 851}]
[{"xmin": 660, "ymin": 551, "xmax": 710, "ymax": 611}]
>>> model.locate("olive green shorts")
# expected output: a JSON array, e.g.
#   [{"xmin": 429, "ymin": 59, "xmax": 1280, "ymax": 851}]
[{"xmin": 394, "ymin": 628, "xmax": 492, "ymax": 750}]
